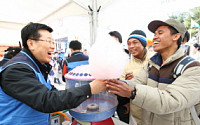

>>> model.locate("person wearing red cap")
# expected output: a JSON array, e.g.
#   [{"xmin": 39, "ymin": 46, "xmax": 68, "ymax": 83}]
[{"xmin": 106, "ymin": 19, "xmax": 200, "ymax": 125}]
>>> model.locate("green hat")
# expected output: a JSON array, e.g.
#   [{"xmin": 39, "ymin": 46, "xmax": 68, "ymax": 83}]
[{"xmin": 148, "ymin": 19, "xmax": 186, "ymax": 39}]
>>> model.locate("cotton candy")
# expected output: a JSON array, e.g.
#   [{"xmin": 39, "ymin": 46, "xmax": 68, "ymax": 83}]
[{"xmin": 89, "ymin": 31, "xmax": 129, "ymax": 79}]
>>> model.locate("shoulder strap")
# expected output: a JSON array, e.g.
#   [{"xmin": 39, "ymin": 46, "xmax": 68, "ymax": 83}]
[
  {"xmin": 190, "ymin": 106, "xmax": 200, "ymax": 125},
  {"xmin": 173, "ymin": 56, "xmax": 200, "ymax": 124},
  {"xmin": 147, "ymin": 63, "xmax": 152, "ymax": 72},
  {"xmin": 173, "ymin": 56, "xmax": 195, "ymax": 79}
]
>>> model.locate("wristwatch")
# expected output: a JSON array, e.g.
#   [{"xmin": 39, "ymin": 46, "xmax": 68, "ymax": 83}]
[{"xmin": 129, "ymin": 88, "xmax": 136, "ymax": 99}]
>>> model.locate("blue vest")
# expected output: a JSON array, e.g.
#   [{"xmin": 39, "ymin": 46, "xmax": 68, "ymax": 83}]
[
  {"xmin": 0, "ymin": 58, "xmax": 10, "ymax": 68},
  {"xmin": 67, "ymin": 53, "xmax": 89, "ymax": 72},
  {"xmin": 67, "ymin": 60, "xmax": 89, "ymax": 72},
  {"xmin": 0, "ymin": 51, "xmax": 52, "ymax": 125}
]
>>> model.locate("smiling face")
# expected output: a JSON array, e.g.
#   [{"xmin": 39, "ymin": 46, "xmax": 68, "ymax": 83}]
[
  {"xmin": 127, "ymin": 38, "xmax": 145, "ymax": 59},
  {"xmin": 27, "ymin": 29, "xmax": 55, "ymax": 64},
  {"xmin": 153, "ymin": 26, "xmax": 180, "ymax": 55}
]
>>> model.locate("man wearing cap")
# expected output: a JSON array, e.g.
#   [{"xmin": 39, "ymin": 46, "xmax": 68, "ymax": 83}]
[
  {"xmin": 118, "ymin": 30, "xmax": 151, "ymax": 124},
  {"xmin": 106, "ymin": 19, "xmax": 200, "ymax": 125}
]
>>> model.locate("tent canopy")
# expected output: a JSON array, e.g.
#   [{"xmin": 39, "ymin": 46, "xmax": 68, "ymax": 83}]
[
  {"xmin": 0, "ymin": 0, "xmax": 113, "ymax": 30},
  {"xmin": 1, "ymin": 0, "xmax": 200, "ymax": 45}
]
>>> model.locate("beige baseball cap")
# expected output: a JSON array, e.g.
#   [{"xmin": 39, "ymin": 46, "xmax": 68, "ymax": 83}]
[{"xmin": 148, "ymin": 19, "xmax": 186, "ymax": 39}]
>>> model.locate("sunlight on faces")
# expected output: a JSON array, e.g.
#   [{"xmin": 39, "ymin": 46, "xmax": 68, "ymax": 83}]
[
  {"xmin": 128, "ymin": 38, "xmax": 145, "ymax": 59},
  {"xmin": 153, "ymin": 26, "xmax": 175, "ymax": 53},
  {"xmin": 30, "ymin": 30, "xmax": 55, "ymax": 64},
  {"xmin": 89, "ymin": 31, "xmax": 129, "ymax": 79}
]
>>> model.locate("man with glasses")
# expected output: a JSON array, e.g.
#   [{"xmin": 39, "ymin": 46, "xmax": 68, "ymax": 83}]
[{"xmin": 0, "ymin": 23, "xmax": 106, "ymax": 124}]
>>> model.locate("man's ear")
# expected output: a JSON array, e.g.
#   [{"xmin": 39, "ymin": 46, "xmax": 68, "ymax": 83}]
[
  {"xmin": 27, "ymin": 39, "xmax": 35, "ymax": 51},
  {"xmin": 173, "ymin": 33, "xmax": 181, "ymax": 41}
]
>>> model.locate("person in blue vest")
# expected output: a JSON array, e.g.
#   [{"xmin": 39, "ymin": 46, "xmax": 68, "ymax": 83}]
[
  {"xmin": 62, "ymin": 40, "xmax": 89, "ymax": 83},
  {"xmin": 0, "ymin": 23, "xmax": 106, "ymax": 125}
]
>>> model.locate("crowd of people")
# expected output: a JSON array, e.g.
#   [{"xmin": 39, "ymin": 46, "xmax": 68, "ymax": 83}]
[
  {"xmin": 106, "ymin": 19, "xmax": 200, "ymax": 125},
  {"xmin": 0, "ymin": 18, "xmax": 200, "ymax": 125}
]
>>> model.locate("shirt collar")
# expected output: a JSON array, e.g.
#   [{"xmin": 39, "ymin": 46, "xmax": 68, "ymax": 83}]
[
  {"xmin": 22, "ymin": 48, "xmax": 52, "ymax": 73},
  {"xmin": 71, "ymin": 51, "xmax": 83, "ymax": 56},
  {"xmin": 150, "ymin": 47, "xmax": 185, "ymax": 66},
  {"xmin": 131, "ymin": 49, "xmax": 148, "ymax": 62},
  {"xmin": 150, "ymin": 53, "xmax": 162, "ymax": 66}
]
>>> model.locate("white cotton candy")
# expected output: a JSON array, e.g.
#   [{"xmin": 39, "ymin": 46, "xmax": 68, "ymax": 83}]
[{"xmin": 89, "ymin": 31, "xmax": 129, "ymax": 79}]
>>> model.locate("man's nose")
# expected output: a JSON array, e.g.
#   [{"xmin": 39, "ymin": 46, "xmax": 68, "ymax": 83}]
[{"xmin": 129, "ymin": 43, "xmax": 135, "ymax": 48}]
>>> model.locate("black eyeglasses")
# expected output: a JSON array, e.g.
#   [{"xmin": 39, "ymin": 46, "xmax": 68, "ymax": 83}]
[{"xmin": 31, "ymin": 38, "xmax": 55, "ymax": 45}]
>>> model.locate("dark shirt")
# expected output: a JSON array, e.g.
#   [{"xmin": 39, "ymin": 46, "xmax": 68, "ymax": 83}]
[{"xmin": 0, "ymin": 48, "xmax": 91, "ymax": 113}]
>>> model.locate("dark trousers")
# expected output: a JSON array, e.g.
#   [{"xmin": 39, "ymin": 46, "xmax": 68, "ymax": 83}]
[
  {"xmin": 116, "ymin": 96, "xmax": 129, "ymax": 124},
  {"xmin": 54, "ymin": 78, "xmax": 61, "ymax": 84}
]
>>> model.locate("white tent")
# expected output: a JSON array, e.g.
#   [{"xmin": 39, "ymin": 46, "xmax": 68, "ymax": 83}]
[
  {"xmin": 0, "ymin": 0, "xmax": 200, "ymax": 46},
  {"xmin": 0, "ymin": 0, "xmax": 113, "ymax": 45}
]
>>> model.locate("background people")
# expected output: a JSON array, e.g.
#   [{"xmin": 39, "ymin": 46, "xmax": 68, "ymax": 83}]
[
  {"xmin": 50, "ymin": 52, "xmax": 62, "ymax": 84},
  {"xmin": 62, "ymin": 40, "xmax": 89, "ymax": 87},
  {"xmin": 0, "ymin": 47, "xmax": 21, "ymax": 67},
  {"xmin": 0, "ymin": 23, "xmax": 106, "ymax": 124},
  {"xmin": 191, "ymin": 43, "xmax": 200, "ymax": 61},
  {"xmin": 181, "ymin": 30, "xmax": 190, "ymax": 55},
  {"xmin": 83, "ymin": 49, "xmax": 88, "ymax": 56},
  {"xmin": 106, "ymin": 19, "xmax": 200, "ymax": 125},
  {"xmin": 109, "ymin": 31, "xmax": 129, "ymax": 55}
]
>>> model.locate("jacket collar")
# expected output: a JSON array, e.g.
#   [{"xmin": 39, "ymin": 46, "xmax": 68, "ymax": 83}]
[
  {"xmin": 22, "ymin": 48, "xmax": 52, "ymax": 74},
  {"xmin": 71, "ymin": 51, "xmax": 83, "ymax": 56},
  {"xmin": 131, "ymin": 49, "xmax": 150, "ymax": 63},
  {"xmin": 150, "ymin": 47, "xmax": 185, "ymax": 66}
]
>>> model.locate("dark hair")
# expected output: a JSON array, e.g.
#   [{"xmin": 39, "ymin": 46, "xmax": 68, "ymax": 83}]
[
  {"xmin": 69, "ymin": 40, "xmax": 82, "ymax": 50},
  {"xmin": 168, "ymin": 26, "xmax": 182, "ymax": 48},
  {"xmin": 183, "ymin": 31, "xmax": 190, "ymax": 42},
  {"xmin": 193, "ymin": 43, "xmax": 200, "ymax": 50},
  {"xmin": 109, "ymin": 31, "xmax": 122, "ymax": 43},
  {"xmin": 21, "ymin": 22, "xmax": 53, "ymax": 48},
  {"xmin": 4, "ymin": 47, "xmax": 21, "ymax": 59}
]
